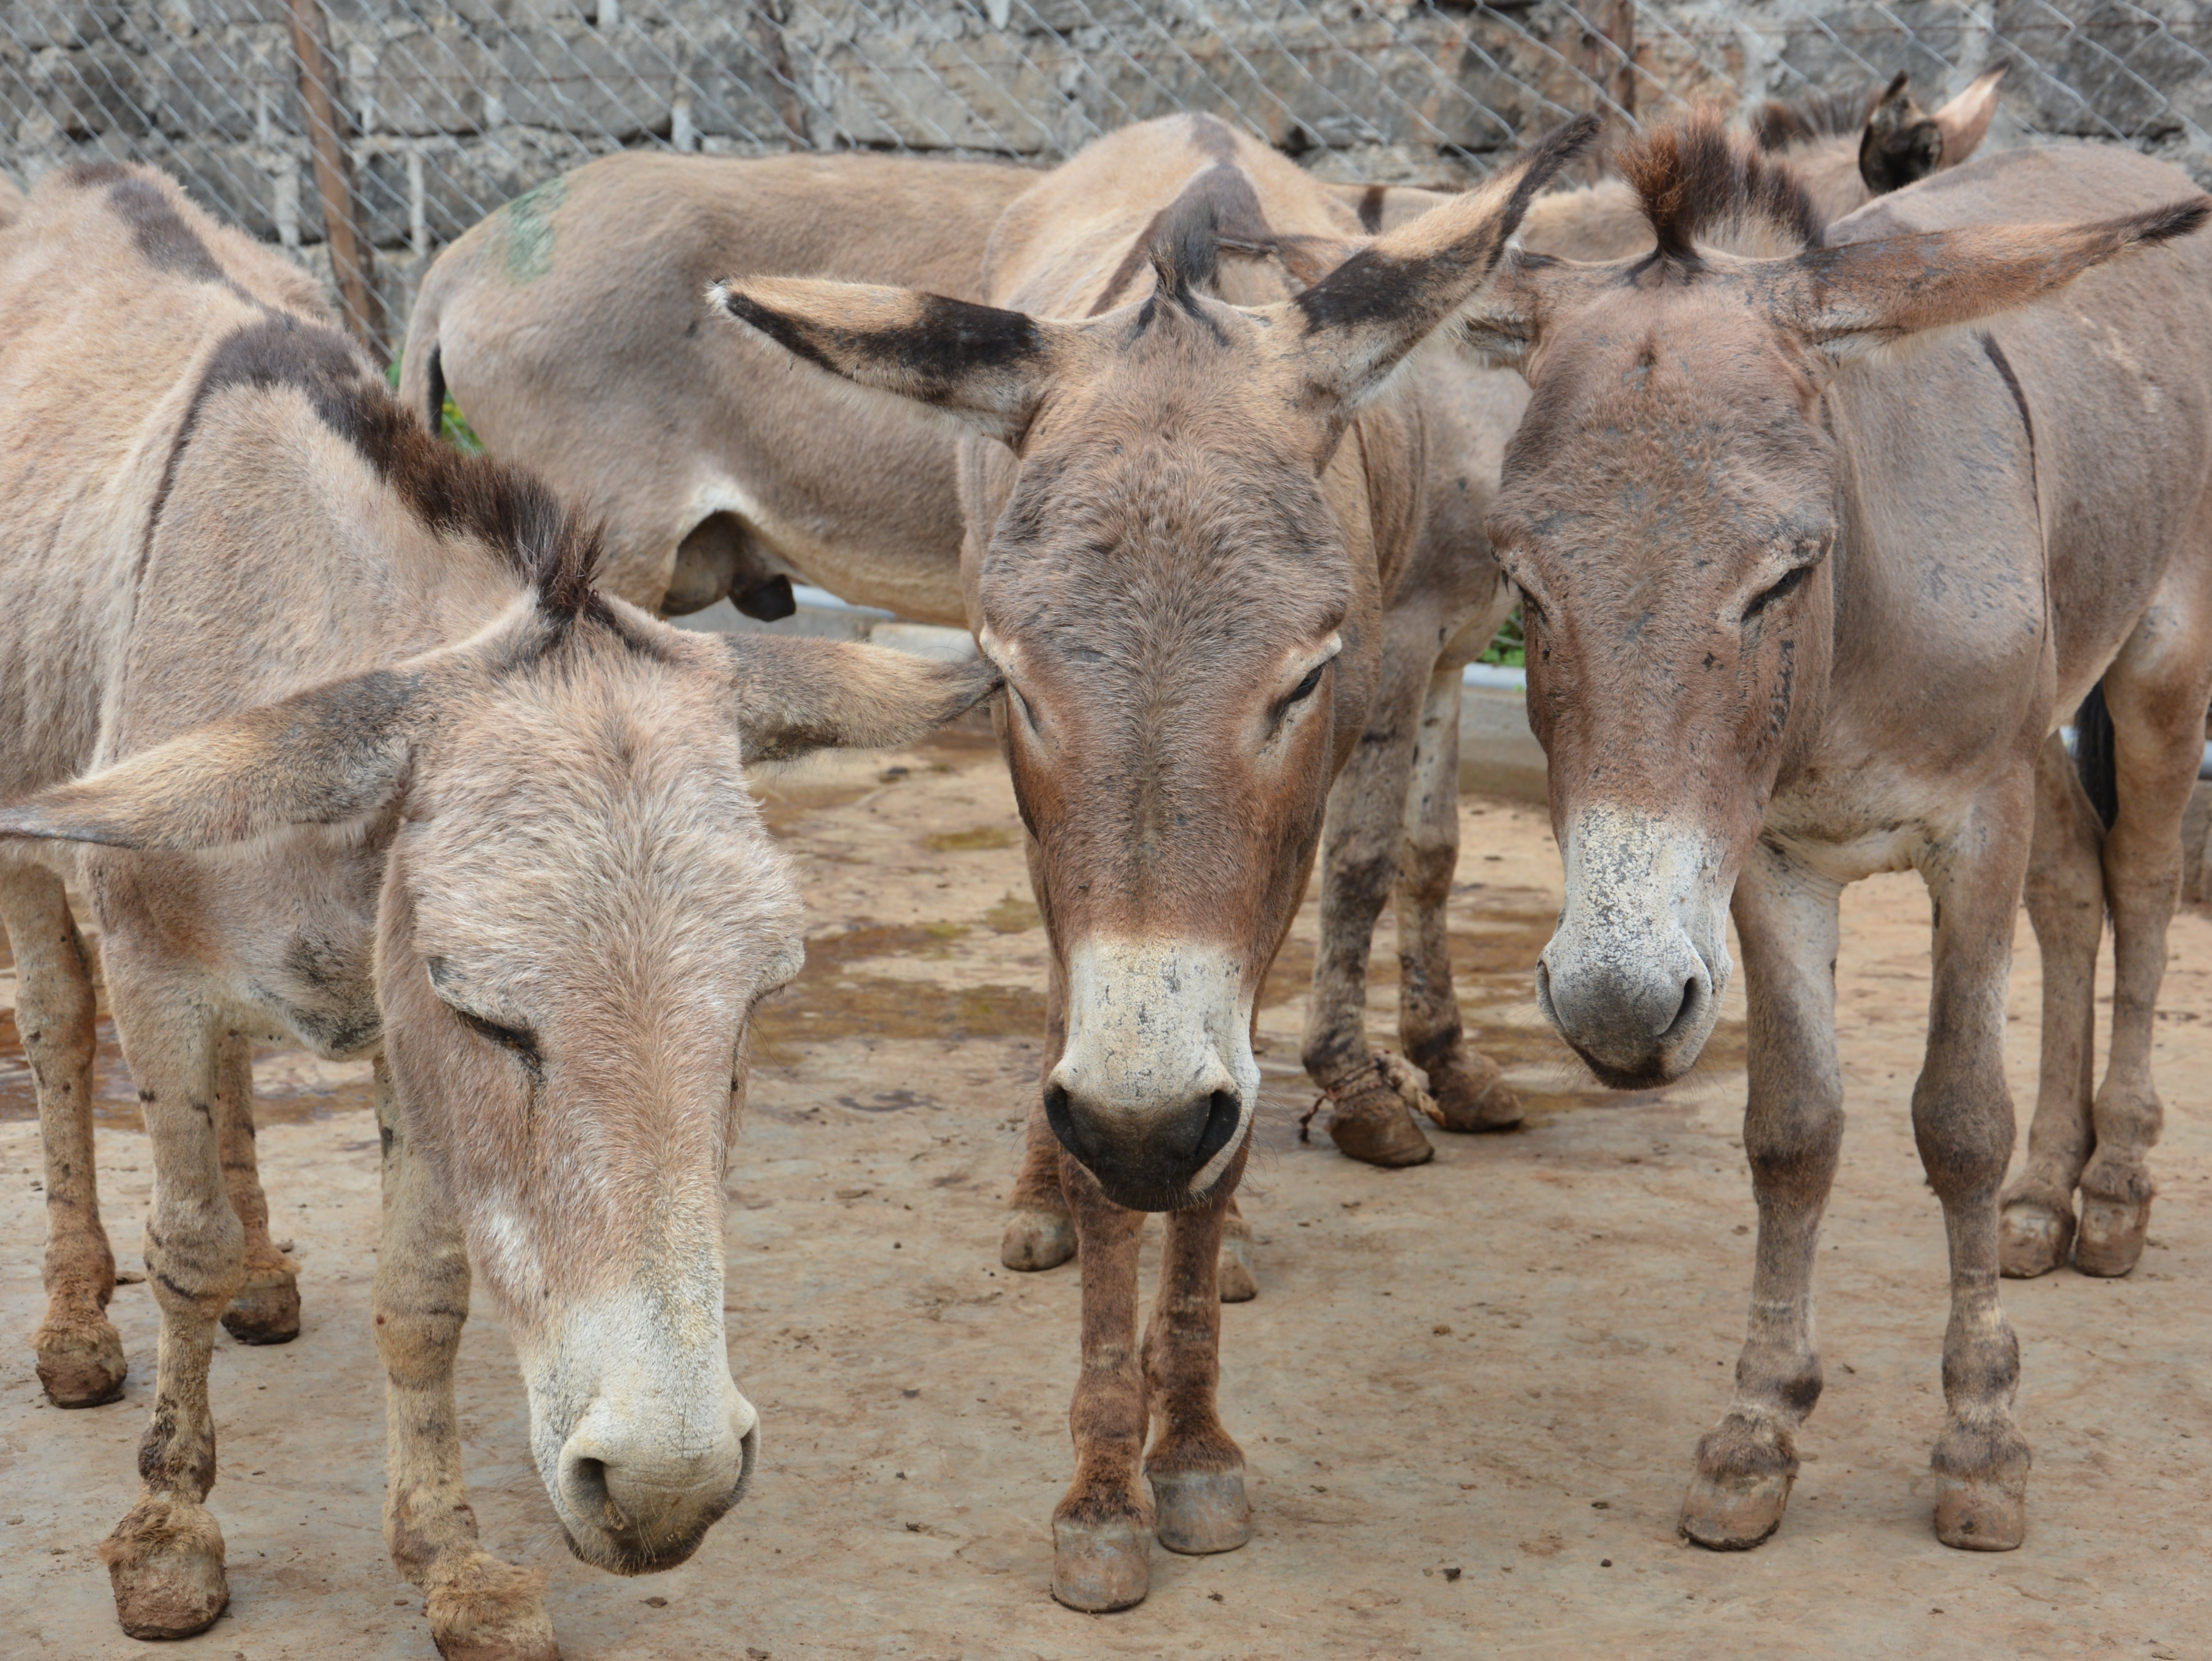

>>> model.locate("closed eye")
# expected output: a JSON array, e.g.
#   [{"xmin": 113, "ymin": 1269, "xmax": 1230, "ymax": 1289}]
[
  {"xmin": 1744, "ymin": 564, "xmax": 1810, "ymax": 621},
  {"xmin": 454, "ymin": 1006, "xmax": 542, "ymax": 1076},
  {"xmin": 1284, "ymin": 662, "xmax": 1327, "ymax": 706}
]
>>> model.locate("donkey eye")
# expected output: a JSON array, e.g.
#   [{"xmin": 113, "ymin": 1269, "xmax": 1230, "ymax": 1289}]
[
  {"xmin": 454, "ymin": 1007, "xmax": 542, "ymax": 1074},
  {"xmin": 1285, "ymin": 663, "xmax": 1327, "ymax": 706},
  {"xmin": 1745, "ymin": 564, "xmax": 1811, "ymax": 621}
]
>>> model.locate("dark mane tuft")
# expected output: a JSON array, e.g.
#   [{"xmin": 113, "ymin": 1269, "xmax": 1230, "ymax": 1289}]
[
  {"xmin": 182, "ymin": 316, "xmax": 603, "ymax": 619},
  {"xmin": 1753, "ymin": 81, "xmax": 1886, "ymax": 152},
  {"xmin": 1616, "ymin": 109, "xmax": 1825, "ymax": 264}
]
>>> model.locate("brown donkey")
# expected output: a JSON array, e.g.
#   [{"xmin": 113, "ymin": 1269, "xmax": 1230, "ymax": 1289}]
[
  {"xmin": 0, "ymin": 164, "xmax": 997, "ymax": 1651},
  {"xmin": 711, "ymin": 112, "xmax": 1598, "ymax": 1607},
  {"xmin": 1465, "ymin": 116, "xmax": 2211, "ymax": 1551}
]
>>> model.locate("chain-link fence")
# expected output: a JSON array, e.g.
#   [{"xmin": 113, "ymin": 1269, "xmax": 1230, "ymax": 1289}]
[{"xmin": 6, "ymin": 1, "xmax": 2211, "ymax": 358}]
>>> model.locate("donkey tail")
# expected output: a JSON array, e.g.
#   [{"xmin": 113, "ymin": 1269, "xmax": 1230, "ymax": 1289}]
[{"xmin": 2073, "ymin": 680, "xmax": 2119, "ymax": 831}]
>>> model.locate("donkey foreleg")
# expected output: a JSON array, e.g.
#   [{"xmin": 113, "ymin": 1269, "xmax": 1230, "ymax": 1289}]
[
  {"xmin": 1142, "ymin": 1143, "xmax": 1251, "ymax": 1556},
  {"xmin": 1050, "ymin": 1153, "xmax": 1152, "ymax": 1612},
  {"xmin": 213, "ymin": 1032, "xmax": 300, "ymax": 1345},
  {"xmin": 2001, "ymin": 734, "xmax": 2104, "ymax": 1277},
  {"xmin": 1393, "ymin": 655, "xmax": 1519, "ymax": 1132},
  {"xmin": 1915, "ymin": 791, "xmax": 2035, "ymax": 1551},
  {"xmin": 3, "ymin": 865, "xmax": 125, "ymax": 1407},
  {"xmin": 1303, "ymin": 639, "xmax": 1435, "ymax": 1167},
  {"xmin": 95, "ymin": 991, "xmax": 239, "ymax": 1639},
  {"xmin": 372, "ymin": 1058, "xmax": 557, "ymax": 1661},
  {"xmin": 1681, "ymin": 843, "xmax": 1843, "ymax": 1551}
]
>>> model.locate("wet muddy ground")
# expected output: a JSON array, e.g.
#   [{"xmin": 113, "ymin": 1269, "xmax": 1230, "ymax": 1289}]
[{"xmin": 2, "ymin": 730, "xmax": 2207, "ymax": 1658}]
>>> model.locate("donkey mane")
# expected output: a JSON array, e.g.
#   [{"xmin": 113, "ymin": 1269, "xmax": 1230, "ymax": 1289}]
[
  {"xmin": 1752, "ymin": 81, "xmax": 1886, "ymax": 152},
  {"xmin": 177, "ymin": 316, "xmax": 604, "ymax": 618},
  {"xmin": 1617, "ymin": 109, "xmax": 1825, "ymax": 264}
]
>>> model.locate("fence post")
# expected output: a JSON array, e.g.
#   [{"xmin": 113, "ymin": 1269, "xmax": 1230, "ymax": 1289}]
[{"xmin": 286, "ymin": 0, "xmax": 385, "ymax": 364}]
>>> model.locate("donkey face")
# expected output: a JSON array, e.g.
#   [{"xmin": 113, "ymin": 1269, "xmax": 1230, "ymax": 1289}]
[
  {"xmin": 1471, "ymin": 117, "xmax": 2209, "ymax": 1087},
  {"xmin": 0, "ymin": 602, "xmax": 998, "ymax": 1570},
  {"xmin": 713, "ymin": 117, "xmax": 1596, "ymax": 1208}
]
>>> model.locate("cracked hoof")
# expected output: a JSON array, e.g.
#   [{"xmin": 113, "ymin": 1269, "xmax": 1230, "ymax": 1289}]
[
  {"xmin": 1998, "ymin": 1198, "xmax": 2075, "ymax": 1280},
  {"xmin": 427, "ymin": 1554, "xmax": 561, "ymax": 1661},
  {"xmin": 1217, "ymin": 1230, "xmax": 1257, "ymax": 1304},
  {"xmin": 2074, "ymin": 1196, "xmax": 2150, "ymax": 1278},
  {"xmin": 101, "ymin": 1497, "xmax": 228, "ymax": 1640},
  {"xmin": 1431, "ymin": 1058, "xmax": 1524, "ymax": 1134},
  {"xmin": 1680, "ymin": 1467, "xmax": 1792, "ymax": 1550},
  {"xmin": 1001, "ymin": 1206, "xmax": 1075, "ymax": 1273},
  {"xmin": 1052, "ymin": 1514, "xmax": 1150, "ymax": 1611},
  {"xmin": 1934, "ymin": 1471, "xmax": 2027, "ymax": 1551},
  {"xmin": 222, "ymin": 1269, "xmax": 302, "ymax": 1345},
  {"xmin": 1150, "ymin": 1468, "xmax": 1251, "ymax": 1556},
  {"xmin": 34, "ymin": 1316, "xmax": 127, "ymax": 1407}
]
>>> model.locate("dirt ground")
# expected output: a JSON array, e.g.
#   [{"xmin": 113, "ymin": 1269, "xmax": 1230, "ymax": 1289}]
[{"xmin": 2, "ymin": 727, "xmax": 2208, "ymax": 1660}]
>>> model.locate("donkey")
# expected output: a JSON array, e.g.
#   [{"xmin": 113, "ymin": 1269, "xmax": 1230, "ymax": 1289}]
[
  {"xmin": 0, "ymin": 164, "xmax": 997, "ymax": 1651},
  {"xmin": 704, "ymin": 112, "xmax": 1600, "ymax": 1608},
  {"xmin": 1460, "ymin": 114, "xmax": 2210, "ymax": 1552}
]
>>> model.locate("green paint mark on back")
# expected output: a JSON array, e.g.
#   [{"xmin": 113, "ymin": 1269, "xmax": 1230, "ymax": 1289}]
[{"xmin": 500, "ymin": 175, "xmax": 567, "ymax": 285}]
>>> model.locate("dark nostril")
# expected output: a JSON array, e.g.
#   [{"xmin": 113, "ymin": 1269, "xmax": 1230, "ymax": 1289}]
[
  {"xmin": 568, "ymin": 1456, "xmax": 626, "ymax": 1531},
  {"xmin": 1042, "ymin": 1082, "xmax": 1088, "ymax": 1162},
  {"xmin": 1660, "ymin": 975, "xmax": 1706, "ymax": 1044},
  {"xmin": 1191, "ymin": 1089, "xmax": 1241, "ymax": 1169}
]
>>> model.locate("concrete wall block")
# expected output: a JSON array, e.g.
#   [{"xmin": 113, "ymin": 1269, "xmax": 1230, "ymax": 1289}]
[
  {"xmin": 2, "ymin": 0, "xmax": 128, "ymax": 50},
  {"xmin": 27, "ymin": 43, "xmax": 151, "ymax": 137},
  {"xmin": 155, "ymin": 36, "xmax": 298, "ymax": 138},
  {"xmin": 679, "ymin": 37, "xmax": 797, "ymax": 143},
  {"xmin": 370, "ymin": 29, "xmax": 492, "ymax": 133},
  {"xmin": 356, "ymin": 132, "xmax": 517, "ymax": 241},
  {"xmin": 498, "ymin": 26, "xmax": 673, "ymax": 136}
]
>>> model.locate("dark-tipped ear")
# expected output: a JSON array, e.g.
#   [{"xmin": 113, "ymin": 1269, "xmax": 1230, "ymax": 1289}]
[
  {"xmin": 1858, "ymin": 72, "xmax": 1944, "ymax": 195},
  {"xmin": 725, "ymin": 635, "xmax": 1001, "ymax": 763},
  {"xmin": 1788, "ymin": 198, "xmax": 2212, "ymax": 365},
  {"xmin": 1284, "ymin": 113, "xmax": 1601, "ymax": 409},
  {"xmin": 709, "ymin": 277, "xmax": 1080, "ymax": 447},
  {"xmin": 0, "ymin": 669, "xmax": 428, "ymax": 851},
  {"xmin": 1932, "ymin": 66, "xmax": 2005, "ymax": 169}
]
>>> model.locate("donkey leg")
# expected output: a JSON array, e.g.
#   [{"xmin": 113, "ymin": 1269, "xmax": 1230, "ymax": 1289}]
[
  {"xmin": 1217, "ymin": 1193, "xmax": 1257, "ymax": 1304},
  {"xmin": 2076, "ymin": 652, "xmax": 2212, "ymax": 1276},
  {"xmin": 1916, "ymin": 794, "xmax": 2035, "ymax": 1551},
  {"xmin": 1144, "ymin": 1145, "xmax": 1252, "ymax": 1556},
  {"xmin": 213, "ymin": 1032, "xmax": 300, "ymax": 1345},
  {"xmin": 2, "ymin": 865, "xmax": 125, "ymax": 1407},
  {"xmin": 1681, "ymin": 844, "xmax": 1842, "ymax": 1551},
  {"xmin": 1051, "ymin": 1152, "xmax": 1153, "ymax": 1612},
  {"xmin": 372, "ymin": 1058, "xmax": 556, "ymax": 1661},
  {"xmin": 1002, "ymin": 946, "xmax": 1075, "ymax": 1273},
  {"xmin": 1303, "ymin": 641, "xmax": 1434, "ymax": 1167},
  {"xmin": 2001, "ymin": 735, "xmax": 2103, "ymax": 1277},
  {"xmin": 95, "ymin": 994, "xmax": 240, "ymax": 1638},
  {"xmin": 1396, "ymin": 656, "xmax": 1519, "ymax": 1132}
]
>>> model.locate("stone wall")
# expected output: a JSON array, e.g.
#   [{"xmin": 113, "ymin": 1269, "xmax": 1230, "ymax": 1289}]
[{"xmin": 5, "ymin": 0, "xmax": 2209, "ymax": 346}]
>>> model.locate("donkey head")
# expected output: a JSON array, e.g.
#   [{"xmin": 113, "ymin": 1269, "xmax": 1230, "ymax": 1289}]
[
  {"xmin": 709, "ymin": 116, "xmax": 1596, "ymax": 1209},
  {"xmin": 1465, "ymin": 113, "xmax": 2208, "ymax": 1087},
  {"xmin": 0, "ymin": 571, "xmax": 998, "ymax": 1571}
]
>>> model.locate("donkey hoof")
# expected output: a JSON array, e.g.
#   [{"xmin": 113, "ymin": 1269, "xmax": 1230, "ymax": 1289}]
[
  {"xmin": 2074, "ymin": 1197, "xmax": 2150, "ymax": 1278},
  {"xmin": 1150, "ymin": 1468, "xmax": 1251, "ymax": 1555},
  {"xmin": 1325, "ymin": 1092, "xmax": 1434, "ymax": 1168},
  {"xmin": 34, "ymin": 1317, "xmax": 127, "ymax": 1407},
  {"xmin": 1934, "ymin": 1471, "xmax": 2027, "ymax": 1551},
  {"xmin": 1433, "ymin": 1066, "xmax": 1524, "ymax": 1134},
  {"xmin": 427, "ymin": 1554, "xmax": 561, "ymax": 1661},
  {"xmin": 222, "ymin": 1272, "xmax": 303, "ymax": 1345},
  {"xmin": 1998, "ymin": 1199, "xmax": 2074, "ymax": 1279},
  {"xmin": 101, "ymin": 1497, "xmax": 228, "ymax": 1639},
  {"xmin": 1217, "ymin": 1232, "xmax": 1257, "ymax": 1304},
  {"xmin": 1679, "ymin": 1469, "xmax": 1792, "ymax": 1551},
  {"xmin": 1001, "ymin": 1206, "xmax": 1076, "ymax": 1273},
  {"xmin": 1052, "ymin": 1515, "xmax": 1151, "ymax": 1611}
]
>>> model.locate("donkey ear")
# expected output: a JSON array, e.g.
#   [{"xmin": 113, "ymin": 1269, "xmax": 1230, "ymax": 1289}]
[
  {"xmin": 725, "ymin": 634, "xmax": 1001, "ymax": 763},
  {"xmin": 710, "ymin": 278, "xmax": 1081, "ymax": 447},
  {"xmin": 1284, "ymin": 113, "xmax": 1601, "ymax": 408},
  {"xmin": 1857, "ymin": 72, "xmax": 1944, "ymax": 195},
  {"xmin": 1931, "ymin": 66, "xmax": 2005, "ymax": 169},
  {"xmin": 1786, "ymin": 199, "xmax": 2211, "ymax": 366},
  {"xmin": 0, "ymin": 669, "xmax": 427, "ymax": 852}
]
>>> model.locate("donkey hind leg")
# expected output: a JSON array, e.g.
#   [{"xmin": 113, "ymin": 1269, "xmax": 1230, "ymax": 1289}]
[
  {"xmin": 372, "ymin": 1058, "xmax": 556, "ymax": 1661},
  {"xmin": 1916, "ymin": 789, "xmax": 2035, "ymax": 1550},
  {"xmin": 2000, "ymin": 734, "xmax": 2103, "ymax": 1277},
  {"xmin": 1144, "ymin": 1143, "xmax": 1252, "ymax": 1556},
  {"xmin": 2, "ymin": 865, "xmax": 126, "ymax": 1407},
  {"xmin": 1681, "ymin": 845, "xmax": 1843, "ymax": 1551},
  {"xmin": 1051, "ymin": 1152, "xmax": 1154, "ymax": 1612},
  {"xmin": 1217, "ymin": 1192, "xmax": 1257, "ymax": 1304},
  {"xmin": 1395, "ymin": 655, "xmax": 1519, "ymax": 1132},
  {"xmin": 213, "ymin": 1032, "xmax": 300, "ymax": 1344},
  {"xmin": 1302, "ymin": 642, "xmax": 1435, "ymax": 1167},
  {"xmin": 2074, "ymin": 641, "xmax": 2212, "ymax": 1275},
  {"xmin": 1002, "ymin": 946, "xmax": 1075, "ymax": 1272},
  {"xmin": 97, "ymin": 1001, "xmax": 240, "ymax": 1638}
]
